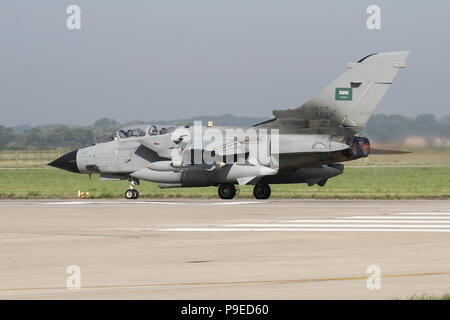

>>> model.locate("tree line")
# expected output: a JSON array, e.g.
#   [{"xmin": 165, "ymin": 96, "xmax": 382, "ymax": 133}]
[
  {"xmin": 0, "ymin": 114, "xmax": 448, "ymax": 149},
  {"xmin": 362, "ymin": 114, "xmax": 450, "ymax": 143}
]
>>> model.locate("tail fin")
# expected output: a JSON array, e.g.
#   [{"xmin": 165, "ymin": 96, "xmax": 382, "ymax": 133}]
[{"xmin": 273, "ymin": 51, "xmax": 409, "ymax": 132}]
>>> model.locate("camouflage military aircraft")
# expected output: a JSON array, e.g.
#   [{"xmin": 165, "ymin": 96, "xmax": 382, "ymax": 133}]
[{"xmin": 49, "ymin": 51, "xmax": 409, "ymax": 200}]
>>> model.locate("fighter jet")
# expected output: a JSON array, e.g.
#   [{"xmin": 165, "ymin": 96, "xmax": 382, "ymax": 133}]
[{"xmin": 49, "ymin": 51, "xmax": 409, "ymax": 200}]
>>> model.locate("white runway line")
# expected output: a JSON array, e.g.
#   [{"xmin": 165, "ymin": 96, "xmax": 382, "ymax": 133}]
[
  {"xmin": 159, "ymin": 209, "xmax": 450, "ymax": 233},
  {"xmin": 396, "ymin": 212, "xmax": 450, "ymax": 215},
  {"xmin": 45, "ymin": 201, "xmax": 89, "ymax": 205},
  {"xmin": 208, "ymin": 201, "xmax": 260, "ymax": 205},
  {"xmin": 285, "ymin": 219, "xmax": 450, "ymax": 223},
  {"xmin": 343, "ymin": 216, "xmax": 450, "ymax": 220},
  {"xmin": 224, "ymin": 224, "xmax": 450, "ymax": 228},
  {"xmin": 43, "ymin": 201, "xmax": 260, "ymax": 206},
  {"xmin": 44, "ymin": 201, "xmax": 189, "ymax": 206},
  {"xmin": 160, "ymin": 228, "xmax": 450, "ymax": 233}
]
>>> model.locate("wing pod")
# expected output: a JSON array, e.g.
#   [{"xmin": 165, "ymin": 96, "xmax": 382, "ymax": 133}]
[
  {"xmin": 146, "ymin": 160, "xmax": 216, "ymax": 171},
  {"xmin": 130, "ymin": 168, "xmax": 182, "ymax": 183},
  {"xmin": 146, "ymin": 161, "xmax": 178, "ymax": 171}
]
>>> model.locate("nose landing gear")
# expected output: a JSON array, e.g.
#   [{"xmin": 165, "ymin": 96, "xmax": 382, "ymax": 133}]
[{"xmin": 125, "ymin": 178, "xmax": 140, "ymax": 199}]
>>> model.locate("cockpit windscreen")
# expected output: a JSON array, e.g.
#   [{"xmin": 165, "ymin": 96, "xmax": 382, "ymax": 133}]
[
  {"xmin": 118, "ymin": 125, "xmax": 147, "ymax": 138},
  {"xmin": 118, "ymin": 124, "xmax": 175, "ymax": 139}
]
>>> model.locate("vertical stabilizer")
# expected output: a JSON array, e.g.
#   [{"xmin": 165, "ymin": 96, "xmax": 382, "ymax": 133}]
[{"xmin": 271, "ymin": 51, "xmax": 409, "ymax": 132}]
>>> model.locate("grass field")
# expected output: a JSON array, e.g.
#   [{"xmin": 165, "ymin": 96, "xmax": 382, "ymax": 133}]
[
  {"xmin": 346, "ymin": 147, "xmax": 450, "ymax": 167},
  {"xmin": 0, "ymin": 167, "xmax": 448, "ymax": 199},
  {"xmin": 406, "ymin": 292, "xmax": 450, "ymax": 300},
  {"xmin": 0, "ymin": 149, "xmax": 70, "ymax": 169}
]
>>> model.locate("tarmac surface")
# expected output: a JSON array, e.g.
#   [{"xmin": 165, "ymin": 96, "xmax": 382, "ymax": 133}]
[{"xmin": 0, "ymin": 199, "xmax": 449, "ymax": 299}]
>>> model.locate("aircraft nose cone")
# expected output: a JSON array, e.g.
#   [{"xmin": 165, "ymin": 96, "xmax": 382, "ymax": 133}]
[{"xmin": 48, "ymin": 149, "xmax": 80, "ymax": 173}]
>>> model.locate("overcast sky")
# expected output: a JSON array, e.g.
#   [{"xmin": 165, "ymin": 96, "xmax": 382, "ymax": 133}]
[{"xmin": 0, "ymin": 1, "xmax": 449, "ymax": 126}]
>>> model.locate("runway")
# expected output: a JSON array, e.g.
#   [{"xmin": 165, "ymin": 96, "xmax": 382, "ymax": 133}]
[{"xmin": 0, "ymin": 199, "xmax": 449, "ymax": 299}]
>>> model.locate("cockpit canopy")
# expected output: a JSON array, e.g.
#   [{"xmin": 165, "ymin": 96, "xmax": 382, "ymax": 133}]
[{"xmin": 117, "ymin": 124, "xmax": 175, "ymax": 139}]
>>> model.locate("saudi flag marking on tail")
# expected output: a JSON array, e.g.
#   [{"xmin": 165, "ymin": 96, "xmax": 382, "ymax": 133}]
[{"xmin": 335, "ymin": 88, "xmax": 352, "ymax": 101}]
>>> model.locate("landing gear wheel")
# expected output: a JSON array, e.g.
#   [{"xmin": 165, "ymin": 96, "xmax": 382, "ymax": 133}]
[
  {"xmin": 218, "ymin": 184, "xmax": 236, "ymax": 200},
  {"xmin": 125, "ymin": 178, "xmax": 140, "ymax": 199},
  {"xmin": 253, "ymin": 182, "xmax": 271, "ymax": 199},
  {"xmin": 125, "ymin": 189, "xmax": 135, "ymax": 199}
]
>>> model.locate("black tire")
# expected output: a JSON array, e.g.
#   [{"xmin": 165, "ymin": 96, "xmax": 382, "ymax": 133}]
[
  {"xmin": 218, "ymin": 184, "xmax": 236, "ymax": 200},
  {"xmin": 125, "ymin": 189, "xmax": 134, "ymax": 199},
  {"xmin": 132, "ymin": 189, "xmax": 139, "ymax": 199},
  {"xmin": 253, "ymin": 182, "xmax": 271, "ymax": 199}
]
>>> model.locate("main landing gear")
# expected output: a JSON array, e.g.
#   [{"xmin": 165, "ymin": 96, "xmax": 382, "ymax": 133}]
[
  {"xmin": 125, "ymin": 178, "xmax": 140, "ymax": 199},
  {"xmin": 217, "ymin": 181, "xmax": 272, "ymax": 200},
  {"xmin": 218, "ymin": 183, "xmax": 236, "ymax": 200},
  {"xmin": 253, "ymin": 181, "xmax": 271, "ymax": 200}
]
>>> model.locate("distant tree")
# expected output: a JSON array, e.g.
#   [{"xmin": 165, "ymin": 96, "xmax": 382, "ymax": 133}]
[
  {"xmin": 9, "ymin": 125, "xmax": 96, "ymax": 149},
  {"xmin": 413, "ymin": 114, "xmax": 438, "ymax": 136},
  {"xmin": 12, "ymin": 124, "xmax": 32, "ymax": 133},
  {"xmin": 23, "ymin": 128, "xmax": 43, "ymax": 148},
  {"xmin": 2, "ymin": 113, "xmax": 449, "ymax": 148},
  {"xmin": 442, "ymin": 115, "xmax": 450, "ymax": 124},
  {"xmin": 441, "ymin": 116, "xmax": 450, "ymax": 136},
  {"xmin": 93, "ymin": 118, "xmax": 119, "ymax": 128},
  {"xmin": 0, "ymin": 126, "xmax": 15, "ymax": 149},
  {"xmin": 364, "ymin": 113, "xmax": 450, "ymax": 142},
  {"xmin": 364, "ymin": 114, "xmax": 413, "ymax": 142}
]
